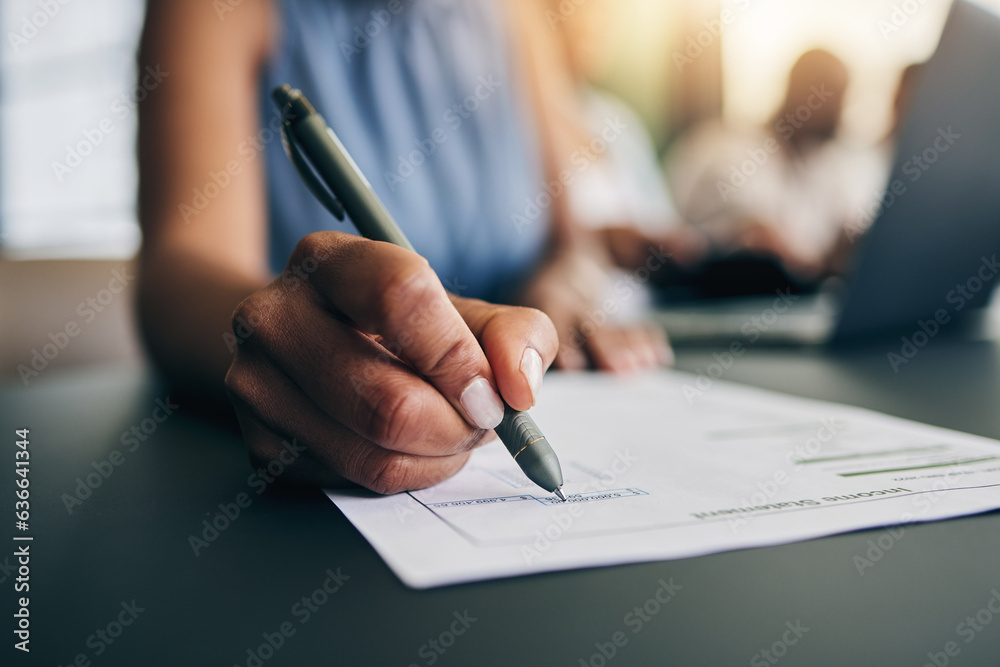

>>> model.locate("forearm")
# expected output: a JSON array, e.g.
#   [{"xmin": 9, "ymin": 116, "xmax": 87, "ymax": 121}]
[
  {"xmin": 138, "ymin": 241, "xmax": 268, "ymax": 398},
  {"xmin": 135, "ymin": 0, "xmax": 276, "ymax": 398}
]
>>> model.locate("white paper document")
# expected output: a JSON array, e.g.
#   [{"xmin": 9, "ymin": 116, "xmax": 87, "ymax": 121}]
[{"xmin": 325, "ymin": 372, "xmax": 1000, "ymax": 588}]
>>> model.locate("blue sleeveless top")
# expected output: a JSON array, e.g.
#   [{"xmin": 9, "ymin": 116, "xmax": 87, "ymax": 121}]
[{"xmin": 259, "ymin": 0, "xmax": 549, "ymax": 302}]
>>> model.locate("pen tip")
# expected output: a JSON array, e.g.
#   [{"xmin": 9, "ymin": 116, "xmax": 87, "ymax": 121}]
[{"xmin": 555, "ymin": 487, "xmax": 567, "ymax": 502}]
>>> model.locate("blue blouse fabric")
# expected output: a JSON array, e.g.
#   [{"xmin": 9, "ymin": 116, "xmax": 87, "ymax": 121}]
[{"xmin": 259, "ymin": 0, "xmax": 549, "ymax": 302}]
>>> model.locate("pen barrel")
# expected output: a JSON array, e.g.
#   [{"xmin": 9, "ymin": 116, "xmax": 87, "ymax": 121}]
[
  {"xmin": 495, "ymin": 406, "xmax": 564, "ymax": 493},
  {"xmin": 294, "ymin": 115, "xmax": 415, "ymax": 251}
]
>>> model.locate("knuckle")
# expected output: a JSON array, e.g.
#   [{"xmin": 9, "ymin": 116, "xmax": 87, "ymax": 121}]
[
  {"xmin": 365, "ymin": 383, "xmax": 427, "ymax": 449},
  {"xmin": 377, "ymin": 256, "xmax": 440, "ymax": 323},
  {"xmin": 224, "ymin": 363, "xmax": 256, "ymax": 408},
  {"xmin": 522, "ymin": 305, "xmax": 557, "ymax": 336},
  {"xmin": 231, "ymin": 292, "xmax": 274, "ymax": 340},
  {"xmin": 365, "ymin": 453, "xmax": 416, "ymax": 495},
  {"xmin": 458, "ymin": 428, "xmax": 491, "ymax": 453},
  {"xmin": 292, "ymin": 231, "xmax": 330, "ymax": 264},
  {"xmin": 499, "ymin": 305, "xmax": 558, "ymax": 358},
  {"xmin": 423, "ymin": 336, "xmax": 478, "ymax": 381}
]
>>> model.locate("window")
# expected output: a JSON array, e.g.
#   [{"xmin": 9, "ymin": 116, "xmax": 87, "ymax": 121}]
[{"xmin": 1, "ymin": 0, "xmax": 145, "ymax": 258}]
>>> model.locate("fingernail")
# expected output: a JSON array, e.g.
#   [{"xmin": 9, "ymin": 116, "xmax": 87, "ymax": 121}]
[
  {"xmin": 520, "ymin": 348, "xmax": 544, "ymax": 404},
  {"xmin": 460, "ymin": 377, "xmax": 504, "ymax": 430}
]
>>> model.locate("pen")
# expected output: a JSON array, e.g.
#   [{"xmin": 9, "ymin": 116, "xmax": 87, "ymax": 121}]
[{"xmin": 272, "ymin": 84, "xmax": 567, "ymax": 501}]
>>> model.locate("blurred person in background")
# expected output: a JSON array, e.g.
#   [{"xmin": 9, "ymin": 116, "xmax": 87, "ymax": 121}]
[
  {"xmin": 541, "ymin": 0, "xmax": 708, "ymax": 273},
  {"xmin": 525, "ymin": 0, "xmax": 709, "ymax": 327},
  {"xmin": 833, "ymin": 61, "xmax": 925, "ymax": 269},
  {"xmin": 136, "ymin": 0, "xmax": 671, "ymax": 495},
  {"xmin": 667, "ymin": 49, "xmax": 885, "ymax": 284}
]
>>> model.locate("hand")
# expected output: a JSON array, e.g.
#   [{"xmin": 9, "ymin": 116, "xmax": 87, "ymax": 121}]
[
  {"xmin": 515, "ymin": 241, "xmax": 673, "ymax": 373},
  {"xmin": 224, "ymin": 232, "xmax": 558, "ymax": 494},
  {"xmin": 599, "ymin": 225, "xmax": 708, "ymax": 273},
  {"xmin": 722, "ymin": 218, "xmax": 825, "ymax": 281}
]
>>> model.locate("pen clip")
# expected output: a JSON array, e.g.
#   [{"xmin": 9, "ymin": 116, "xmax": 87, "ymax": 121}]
[{"xmin": 278, "ymin": 117, "xmax": 346, "ymax": 221}]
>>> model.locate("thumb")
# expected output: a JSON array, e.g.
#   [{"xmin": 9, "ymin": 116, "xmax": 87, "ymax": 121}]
[{"xmin": 452, "ymin": 296, "xmax": 558, "ymax": 412}]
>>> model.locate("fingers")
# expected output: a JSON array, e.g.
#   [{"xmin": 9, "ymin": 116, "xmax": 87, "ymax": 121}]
[
  {"xmin": 236, "ymin": 402, "xmax": 473, "ymax": 494},
  {"xmin": 585, "ymin": 324, "xmax": 673, "ymax": 373},
  {"xmin": 538, "ymin": 289, "xmax": 672, "ymax": 373},
  {"xmin": 600, "ymin": 226, "xmax": 708, "ymax": 272},
  {"xmin": 231, "ymin": 283, "xmax": 484, "ymax": 457},
  {"xmin": 587, "ymin": 328, "xmax": 638, "ymax": 372},
  {"xmin": 551, "ymin": 308, "xmax": 589, "ymax": 371},
  {"xmin": 225, "ymin": 350, "xmax": 476, "ymax": 494},
  {"xmin": 453, "ymin": 297, "xmax": 558, "ymax": 411},
  {"xmin": 736, "ymin": 221, "xmax": 822, "ymax": 279},
  {"xmin": 661, "ymin": 227, "xmax": 710, "ymax": 269},
  {"xmin": 553, "ymin": 317, "xmax": 673, "ymax": 374},
  {"xmin": 628, "ymin": 325, "xmax": 674, "ymax": 368},
  {"xmin": 289, "ymin": 232, "xmax": 505, "ymax": 430}
]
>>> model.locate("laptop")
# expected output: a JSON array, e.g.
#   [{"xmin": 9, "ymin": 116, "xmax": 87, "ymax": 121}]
[{"xmin": 655, "ymin": 0, "xmax": 1000, "ymax": 346}]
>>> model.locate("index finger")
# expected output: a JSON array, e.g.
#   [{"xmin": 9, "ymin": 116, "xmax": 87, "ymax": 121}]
[{"xmin": 292, "ymin": 232, "xmax": 505, "ymax": 431}]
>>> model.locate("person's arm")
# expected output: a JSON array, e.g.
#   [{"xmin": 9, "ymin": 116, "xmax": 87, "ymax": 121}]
[
  {"xmin": 137, "ymin": 0, "xmax": 274, "ymax": 397},
  {"xmin": 136, "ymin": 0, "xmax": 558, "ymax": 492},
  {"xmin": 503, "ymin": 0, "xmax": 672, "ymax": 372},
  {"xmin": 504, "ymin": 0, "xmax": 590, "ymax": 248}
]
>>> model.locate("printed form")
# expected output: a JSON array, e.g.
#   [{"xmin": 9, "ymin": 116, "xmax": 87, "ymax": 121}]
[{"xmin": 326, "ymin": 373, "xmax": 1000, "ymax": 588}]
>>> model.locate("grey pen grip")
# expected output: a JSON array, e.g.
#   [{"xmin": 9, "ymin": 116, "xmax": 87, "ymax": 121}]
[
  {"xmin": 294, "ymin": 114, "xmax": 415, "ymax": 251},
  {"xmin": 495, "ymin": 405, "xmax": 564, "ymax": 493}
]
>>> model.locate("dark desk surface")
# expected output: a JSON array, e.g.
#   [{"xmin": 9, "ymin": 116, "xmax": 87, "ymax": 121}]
[{"xmin": 3, "ymin": 339, "xmax": 1000, "ymax": 666}]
